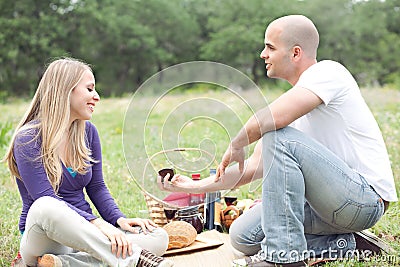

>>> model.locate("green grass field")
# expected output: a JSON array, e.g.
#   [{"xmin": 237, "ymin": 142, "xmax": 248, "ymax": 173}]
[{"xmin": 0, "ymin": 88, "xmax": 399, "ymax": 266}]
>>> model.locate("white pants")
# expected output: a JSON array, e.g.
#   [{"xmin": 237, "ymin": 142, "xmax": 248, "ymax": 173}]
[{"xmin": 20, "ymin": 196, "xmax": 169, "ymax": 267}]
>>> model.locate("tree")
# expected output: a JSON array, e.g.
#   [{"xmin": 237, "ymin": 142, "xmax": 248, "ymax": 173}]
[
  {"xmin": 1, "ymin": 0, "xmax": 399, "ymax": 97},
  {"xmin": 0, "ymin": 0, "xmax": 70, "ymax": 95},
  {"xmin": 199, "ymin": 0, "xmax": 298, "ymax": 84}
]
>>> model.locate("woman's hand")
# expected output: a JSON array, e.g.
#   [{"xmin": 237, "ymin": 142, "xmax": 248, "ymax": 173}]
[
  {"xmin": 117, "ymin": 217, "xmax": 157, "ymax": 235},
  {"xmin": 91, "ymin": 218, "xmax": 132, "ymax": 259}
]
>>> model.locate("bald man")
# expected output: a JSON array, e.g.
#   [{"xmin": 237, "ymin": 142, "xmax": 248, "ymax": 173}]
[{"xmin": 160, "ymin": 15, "xmax": 396, "ymax": 266}]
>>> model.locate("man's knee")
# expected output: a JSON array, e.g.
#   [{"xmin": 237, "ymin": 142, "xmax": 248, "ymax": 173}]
[
  {"xmin": 229, "ymin": 218, "xmax": 261, "ymax": 255},
  {"xmin": 229, "ymin": 219, "xmax": 242, "ymax": 250}
]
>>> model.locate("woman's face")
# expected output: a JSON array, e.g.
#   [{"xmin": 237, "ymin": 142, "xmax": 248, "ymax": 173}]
[{"xmin": 69, "ymin": 70, "xmax": 100, "ymax": 123}]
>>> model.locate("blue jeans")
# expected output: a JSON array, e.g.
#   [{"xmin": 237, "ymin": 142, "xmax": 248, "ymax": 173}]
[{"xmin": 230, "ymin": 127, "xmax": 385, "ymax": 263}]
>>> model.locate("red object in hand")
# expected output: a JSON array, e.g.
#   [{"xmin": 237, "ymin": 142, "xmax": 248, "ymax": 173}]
[{"xmin": 163, "ymin": 192, "xmax": 190, "ymax": 207}]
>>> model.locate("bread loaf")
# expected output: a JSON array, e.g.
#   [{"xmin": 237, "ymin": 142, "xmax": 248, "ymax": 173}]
[{"xmin": 163, "ymin": 221, "xmax": 197, "ymax": 249}]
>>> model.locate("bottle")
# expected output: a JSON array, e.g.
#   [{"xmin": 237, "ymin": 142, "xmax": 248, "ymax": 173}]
[
  {"xmin": 190, "ymin": 173, "xmax": 205, "ymax": 206},
  {"xmin": 209, "ymin": 169, "xmax": 223, "ymax": 232},
  {"xmin": 205, "ymin": 169, "xmax": 216, "ymax": 230}
]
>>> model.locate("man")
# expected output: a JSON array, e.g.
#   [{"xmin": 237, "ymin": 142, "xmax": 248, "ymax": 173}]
[{"xmin": 160, "ymin": 15, "xmax": 397, "ymax": 266}]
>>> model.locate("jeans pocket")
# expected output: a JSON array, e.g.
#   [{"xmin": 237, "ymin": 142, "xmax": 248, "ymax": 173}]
[{"xmin": 333, "ymin": 200, "xmax": 382, "ymax": 231}]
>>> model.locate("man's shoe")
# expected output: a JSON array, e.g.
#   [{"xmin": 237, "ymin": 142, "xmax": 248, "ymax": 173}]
[
  {"xmin": 137, "ymin": 249, "xmax": 174, "ymax": 267},
  {"xmin": 232, "ymin": 251, "xmax": 307, "ymax": 267},
  {"xmin": 37, "ymin": 254, "xmax": 62, "ymax": 267},
  {"xmin": 354, "ymin": 230, "xmax": 395, "ymax": 255}
]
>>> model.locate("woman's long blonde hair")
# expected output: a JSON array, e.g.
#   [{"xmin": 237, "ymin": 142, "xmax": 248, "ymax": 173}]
[{"xmin": 4, "ymin": 58, "xmax": 95, "ymax": 192}]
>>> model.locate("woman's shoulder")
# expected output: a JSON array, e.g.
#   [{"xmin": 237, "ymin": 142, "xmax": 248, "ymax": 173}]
[
  {"xmin": 85, "ymin": 120, "xmax": 94, "ymax": 130},
  {"xmin": 14, "ymin": 121, "xmax": 40, "ymax": 144},
  {"xmin": 85, "ymin": 121, "xmax": 98, "ymax": 133},
  {"xmin": 13, "ymin": 122, "xmax": 42, "ymax": 156},
  {"xmin": 84, "ymin": 121, "xmax": 100, "ymax": 141}
]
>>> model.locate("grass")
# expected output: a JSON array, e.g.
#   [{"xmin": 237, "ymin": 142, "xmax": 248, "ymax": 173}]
[{"xmin": 0, "ymin": 87, "xmax": 399, "ymax": 266}]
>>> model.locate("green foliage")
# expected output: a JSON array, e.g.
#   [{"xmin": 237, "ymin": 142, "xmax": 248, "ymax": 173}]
[
  {"xmin": 0, "ymin": 0, "xmax": 399, "ymax": 96},
  {"xmin": 0, "ymin": 121, "xmax": 13, "ymax": 148},
  {"xmin": 199, "ymin": 0, "xmax": 296, "ymax": 83},
  {"xmin": 170, "ymin": 83, "xmax": 224, "ymax": 94}
]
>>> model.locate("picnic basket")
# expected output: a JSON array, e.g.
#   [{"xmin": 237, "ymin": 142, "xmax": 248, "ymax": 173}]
[{"xmin": 141, "ymin": 148, "xmax": 218, "ymax": 227}]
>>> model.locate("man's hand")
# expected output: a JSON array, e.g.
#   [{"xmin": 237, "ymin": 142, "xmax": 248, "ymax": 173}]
[
  {"xmin": 91, "ymin": 218, "xmax": 132, "ymax": 259},
  {"xmin": 216, "ymin": 144, "xmax": 245, "ymax": 181},
  {"xmin": 158, "ymin": 173, "xmax": 198, "ymax": 193}
]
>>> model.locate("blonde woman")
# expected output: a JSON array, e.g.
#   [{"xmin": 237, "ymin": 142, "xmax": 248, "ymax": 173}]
[{"xmin": 4, "ymin": 58, "xmax": 172, "ymax": 267}]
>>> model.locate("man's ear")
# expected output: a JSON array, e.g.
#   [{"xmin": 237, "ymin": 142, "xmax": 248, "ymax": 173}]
[{"xmin": 292, "ymin": 46, "xmax": 302, "ymax": 61}]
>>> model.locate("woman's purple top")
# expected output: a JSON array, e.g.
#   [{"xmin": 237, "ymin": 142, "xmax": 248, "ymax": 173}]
[{"xmin": 14, "ymin": 121, "xmax": 125, "ymax": 232}]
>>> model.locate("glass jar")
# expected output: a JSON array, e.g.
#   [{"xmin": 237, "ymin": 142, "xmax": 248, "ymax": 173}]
[{"xmin": 175, "ymin": 206, "xmax": 204, "ymax": 234}]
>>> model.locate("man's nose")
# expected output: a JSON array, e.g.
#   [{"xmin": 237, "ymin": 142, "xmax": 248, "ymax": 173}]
[{"xmin": 260, "ymin": 47, "xmax": 267, "ymax": 59}]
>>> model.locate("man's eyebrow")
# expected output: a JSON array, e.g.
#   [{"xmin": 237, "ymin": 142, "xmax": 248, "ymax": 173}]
[{"xmin": 265, "ymin": 42, "xmax": 274, "ymax": 48}]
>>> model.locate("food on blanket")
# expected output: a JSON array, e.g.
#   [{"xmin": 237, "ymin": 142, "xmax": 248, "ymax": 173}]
[
  {"xmin": 235, "ymin": 199, "xmax": 255, "ymax": 211},
  {"xmin": 224, "ymin": 196, "xmax": 237, "ymax": 206},
  {"xmin": 221, "ymin": 205, "xmax": 240, "ymax": 229},
  {"xmin": 163, "ymin": 221, "xmax": 197, "ymax": 249}
]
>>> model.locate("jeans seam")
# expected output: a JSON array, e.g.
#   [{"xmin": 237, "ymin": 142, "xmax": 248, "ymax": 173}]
[
  {"xmin": 279, "ymin": 140, "xmax": 304, "ymax": 256},
  {"xmin": 282, "ymin": 144, "xmax": 290, "ymax": 251},
  {"xmin": 250, "ymin": 225, "xmax": 263, "ymax": 241}
]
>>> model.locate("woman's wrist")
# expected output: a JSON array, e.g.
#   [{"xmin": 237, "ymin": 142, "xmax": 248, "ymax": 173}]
[
  {"xmin": 116, "ymin": 217, "xmax": 126, "ymax": 227},
  {"xmin": 91, "ymin": 218, "xmax": 106, "ymax": 227},
  {"xmin": 91, "ymin": 218, "xmax": 100, "ymax": 224}
]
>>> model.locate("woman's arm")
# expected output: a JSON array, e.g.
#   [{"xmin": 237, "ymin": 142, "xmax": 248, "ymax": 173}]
[{"xmin": 84, "ymin": 122, "xmax": 125, "ymax": 226}]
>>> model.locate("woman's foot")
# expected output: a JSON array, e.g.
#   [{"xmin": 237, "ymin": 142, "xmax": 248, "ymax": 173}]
[
  {"xmin": 137, "ymin": 249, "xmax": 174, "ymax": 267},
  {"xmin": 37, "ymin": 254, "xmax": 62, "ymax": 267}
]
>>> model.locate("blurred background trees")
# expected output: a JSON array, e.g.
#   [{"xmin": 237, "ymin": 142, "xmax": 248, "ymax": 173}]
[{"xmin": 1, "ymin": 0, "xmax": 399, "ymax": 97}]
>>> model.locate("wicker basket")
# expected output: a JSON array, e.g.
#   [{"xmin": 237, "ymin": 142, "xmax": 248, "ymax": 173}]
[
  {"xmin": 220, "ymin": 205, "xmax": 240, "ymax": 230},
  {"xmin": 143, "ymin": 191, "xmax": 178, "ymax": 226},
  {"xmin": 142, "ymin": 148, "xmax": 216, "ymax": 227}
]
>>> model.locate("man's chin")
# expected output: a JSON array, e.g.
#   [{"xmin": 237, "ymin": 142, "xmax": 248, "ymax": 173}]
[{"xmin": 266, "ymin": 71, "xmax": 274, "ymax": 78}]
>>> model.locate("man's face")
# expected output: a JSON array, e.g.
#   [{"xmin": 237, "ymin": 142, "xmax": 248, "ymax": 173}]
[{"xmin": 260, "ymin": 26, "xmax": 293, "ymax": 81}]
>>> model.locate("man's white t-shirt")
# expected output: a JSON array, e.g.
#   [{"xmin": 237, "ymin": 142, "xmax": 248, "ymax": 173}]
[{"xmin": 292, "ymin": 60, "xmax": 397, "ymax": 202}]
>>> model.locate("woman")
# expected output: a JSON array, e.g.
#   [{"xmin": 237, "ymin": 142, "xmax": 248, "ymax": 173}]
[{"xmin": 4, "ymin": 58, "xmax": 173, "ymax": 267}]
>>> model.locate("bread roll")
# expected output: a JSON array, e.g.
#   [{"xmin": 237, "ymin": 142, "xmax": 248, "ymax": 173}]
[{"xmin": 163, "ymin": 221, "xmax": 197, "ymax": 249}]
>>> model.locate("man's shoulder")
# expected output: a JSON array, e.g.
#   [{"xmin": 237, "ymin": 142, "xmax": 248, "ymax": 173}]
[
  {"xmin": 306, "ymin": 60, "xmax": 353, "ymax": 80},
  {"xmin": 315, "ymin": 60, "xmax": 345, "ymax": 69}
]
